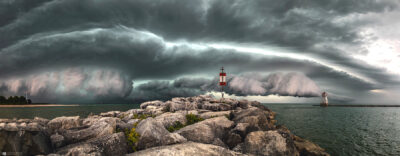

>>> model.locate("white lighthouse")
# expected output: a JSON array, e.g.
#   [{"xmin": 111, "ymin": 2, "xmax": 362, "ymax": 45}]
[{"xmin": 320, "ymin": 92, "xmax": 328, "ymax": 106}]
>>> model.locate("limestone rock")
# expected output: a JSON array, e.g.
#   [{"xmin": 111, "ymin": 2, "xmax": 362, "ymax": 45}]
[
  {"xmin": 199, "ymin": 111, "xmax": 231, "ymax": 119},
  {"xmin": 48, "ymin": 116, "xmax": 81, "ymax": 133},
  {"xmin": 232, "ymin": 107, "xmax": 273, "ymax": 134},
  {"xmin": 136, "ymin": 118, "xmax": 186, "ymax": 150},
  {"xmin": 127, "ymin": 142, "xmax": 247, "ymax": 156},
  {"xmin": 154, "ymin": 112, "xmax": 187, "ymax": 128},
  {"xmin": 293, "ymin": 135, "xmax": 330, "ymax": 156},
  {"xmin": 176, "ymin": 116, "xmax": 234, "ymax": 144},
  {"xmin": 202, "ymin": 102, "xmax": 232, "ymax": 111},
  {"xmin": 61, "ymin": 117, "xmax": 116, "ymax": 144},
  {"xmin": 51, "ymin": 133, "xmax": 65, "ymax": 148},
  {"xmin": 244, "ymin": 131, "xmax": 299, "ymax": 156},
  {"xmin": 140, "ymin": 100, "xmax": 165, "ymax": 109},
  {"xmin": 100, "ymin": 111, "xmax": 121, "ymax": 117}
]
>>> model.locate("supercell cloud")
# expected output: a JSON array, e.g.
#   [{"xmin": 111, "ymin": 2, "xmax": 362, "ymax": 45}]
[{"xmin": 1, "ymin": 0, "xmax": 400, "ymax": 104}]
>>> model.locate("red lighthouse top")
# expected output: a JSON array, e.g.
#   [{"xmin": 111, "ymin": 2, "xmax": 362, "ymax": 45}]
[{"xmin": 219, "ymin": 67, "xmax": 226, "ymax": 86}]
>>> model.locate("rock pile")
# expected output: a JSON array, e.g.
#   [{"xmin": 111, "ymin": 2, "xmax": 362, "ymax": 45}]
[{"xmin": 0, "ymin": 95, "xmax": 329, "ymax": 156}]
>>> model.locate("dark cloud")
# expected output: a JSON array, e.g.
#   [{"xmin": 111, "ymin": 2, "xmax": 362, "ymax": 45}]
[{"xmin": 0, "ymin": 0, "xmax": 399, "ymax": 103}]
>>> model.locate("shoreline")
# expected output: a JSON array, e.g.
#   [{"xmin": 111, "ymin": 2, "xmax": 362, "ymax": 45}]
[{"xmin": 0, "ymin": 104, "xmax": 79, "ymax": 107}]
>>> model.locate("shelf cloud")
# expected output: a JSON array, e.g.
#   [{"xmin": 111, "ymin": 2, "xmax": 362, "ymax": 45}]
[{"xmin": 1, "ymin": 0, "xmax": 400, "ymax": 103}]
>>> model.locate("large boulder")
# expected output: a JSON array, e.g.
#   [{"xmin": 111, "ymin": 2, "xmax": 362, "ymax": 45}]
[
  {"xmin": 176, "ymin": 116, "xmax": 234, "ymax": 145},
  {"xmin": 232, "ymin": 107, "xmax": 273, "ymax": 134},
  {"xmin": 293, "ymin": 135, "xmax": 330, "ymax": 156},
  {"xmin": 136, "ymin": 118, "xmax": 186, "ymax": 150},
  {"xmin": 48, "ymin": 116, "xmax": 81, "ymax": 133},
  {"xmin": 55, "ymin": 132, "xmax": 127, "ymax": 156},
  {"xmin": 244, "ymin": 131, "xmax": 299, "ymax": 156},
  {"xmin": 154, "ymin": 112, "xmax": 187, "ymax": 128},
  {"xmin": 127, "ymin": 142, "xmax": 246, "ymax": 156},
  {"xmin": 60, "ymin": 117, "xmax": 117, "ymax": 144},
  {"xmin": 0, "ymin": 130, "xmax": 52, "ymax": 155}
]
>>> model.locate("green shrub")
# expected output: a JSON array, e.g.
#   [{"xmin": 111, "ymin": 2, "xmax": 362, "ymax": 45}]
[
  {"xmin": 125, "ymin": 127, "xmax": 140, "ymax": 152},
  {"xmin": 167, "ymin": 121, "xmax": 185, "ymax": 132},
  {"xmin": 186, "ymin": 113, "xmax": 204, "ymax": 125}
]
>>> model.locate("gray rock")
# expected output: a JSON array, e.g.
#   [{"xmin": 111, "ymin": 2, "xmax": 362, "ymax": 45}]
[
  {"xmin": 61, "ymin": 117, "xmax": 116, "ymax": 144},
  {"xmin": 56, "ymin": 143, "xmax": 102, "ymax": 156},
  {"xmin": 26, "ymin": 122, "xmax": 43, "ymax": 131},
  {"xmin": 32, "ymin": 132, "xmax": 52, "ymax": 154},
  {"xmin": 4, "ymin": 123, "xmax": 18, "ymax": 131},
  {"xmin": 48, "ymin": 116, "xmax": 81, "ymax": 133},
  {"xmin": 202, "ymin": 103, "xmax": 232, "ymax": 111},
  {"xmin": 212, "ymin": 138, "xmax": 228, "ymax": 148},
  {"xmin": 136, "ymin": 118, "xmax": 186, "ymax": 150},
  {"xmin": 91, "ymin": 132, "xmax": 128, "ymax": 156},
  {"xmin": 127, "ymin": 142, "xmax": 247, "ymax": 156},
  {"xmin": 293, "ymin": 135, "xmax": 330, "ymax": 156},
  {"xmin": 51, "ymin": 133, "xmax": 65, "ymax": 148},
  {"xmin": 244, "ymin": 131, "xmax": 299, "ymax": 156},
  {"xmin": 232, "ymin": 107, "xmax": 273, "ymax": 134},
  {"xmin": 154, "ymin": 112, "xmax": 187, "ymax": 128},
  {"xmin": 199, "ymin": 111, "xmax": 231, "ymax": 119},
  {"xmin": 100, "ymin": 111, "xmax": 121, "ymax": 117},
  {"xmin": 34, "ymin": 117, "xmax": 50, "ymax": 125},
  {"xmin": 140, "ymin": 100, "xmax": 164, "ymax": 109},
  {"xmin": 0, "ymin": 130, "xmax": 52, "ymax": 155},
  {"xmin": 225, "ymin": 132, "xmax": 242, "ymax": 149},
  {"xmin": 177, "ymin": 116, "xmax": 234, "ymax": 144},
  {"xmin": 55, "ymin": 132, "xmax": 127, "ymax": 156}
]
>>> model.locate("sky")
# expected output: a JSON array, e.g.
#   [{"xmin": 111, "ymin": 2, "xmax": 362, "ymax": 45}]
[{"xmin": 1, "ymin": 0, "xmax": 400, "ymax": 104}]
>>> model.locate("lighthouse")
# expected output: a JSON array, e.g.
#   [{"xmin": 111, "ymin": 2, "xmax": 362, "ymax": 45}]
[
  {"xmin": 320, "ymin": 92, "xmax": 328, "ymax": 106},
  {"xmin": 219, "ymin": 67, "xmax": 226, "ymax": 100}
]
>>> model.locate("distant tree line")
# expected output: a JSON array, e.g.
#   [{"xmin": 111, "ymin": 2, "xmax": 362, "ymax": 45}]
[{"xmin": 0, "ymin": 96, "xmax": 32, "ymax": 105}]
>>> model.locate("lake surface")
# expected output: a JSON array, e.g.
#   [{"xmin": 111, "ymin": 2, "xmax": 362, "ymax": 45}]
[
  {"xmin": 263, "ymin": 104, "xmax": 400, "ymax": 156},
  {"xmin": 0, "ymin": 104, "xmax": 140, "ymax": 119},
  {"xmin": 1, "ymin": 103, "xmax": 399, "ymax": 155}
]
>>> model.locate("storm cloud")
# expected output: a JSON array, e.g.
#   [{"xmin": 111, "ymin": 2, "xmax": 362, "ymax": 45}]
[{"xmin": 0, "ymin": 0, "xmax": 400, "ymax": 104}]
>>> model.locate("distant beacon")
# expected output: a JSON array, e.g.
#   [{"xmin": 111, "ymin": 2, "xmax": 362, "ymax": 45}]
[{"xmin": 320, "ymin": 92, "xmax": 328, "ymax": 106}]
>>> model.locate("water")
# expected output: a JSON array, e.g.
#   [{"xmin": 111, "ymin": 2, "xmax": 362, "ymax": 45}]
[
  {"xmin": 0, "ymin": 104, "xmax": 140, "ymax": 119},
  {"xmin": 263, "ymin": 104, "xmax": 400, "ymax": 156},
  {"xmin": 1, "ymin": 103, "xmax": 399, "ymax": 155}
]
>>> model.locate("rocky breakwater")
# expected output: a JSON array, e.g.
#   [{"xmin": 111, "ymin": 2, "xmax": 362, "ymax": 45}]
[{"xmin": 0, "ymin": 95, "xmax": 330, "ymax": 156}]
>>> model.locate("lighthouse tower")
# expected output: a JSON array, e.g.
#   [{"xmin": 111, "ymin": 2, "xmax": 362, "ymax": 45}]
[
  {"xmin": 219, "ymin": 67, "xmax": 226, "ymax": 100},
  {"xmin": 320, "ymin": 92, "xmax": 328, "ymax": 106}
]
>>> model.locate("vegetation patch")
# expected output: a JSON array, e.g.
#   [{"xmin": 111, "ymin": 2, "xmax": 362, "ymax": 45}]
[
  {"xmin": 166, "ymin": 114, "xmax": 204, "ymax": 132},
  {"xmin": 125, "ymin": 127, "xmax": 140, "ymax": 152},
  {"xmin": 186, "ymin": 113, "xmax": 204, "ymax": 125},
  {"xmin": 167, "ymin": 121, "xmax": 185, "ymax": 132}
]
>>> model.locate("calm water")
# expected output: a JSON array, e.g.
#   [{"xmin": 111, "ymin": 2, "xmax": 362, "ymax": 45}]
[
  {"xmin": 263, "ymin": 104, "xmax": 400, "ymax": 156},
  {"xmin": 0, "ymin": 104, "xmax": 140, "ymax": 119},
  {"xmin": 1, "ymin": 103, "xmax": 399, "ymax": 155}
]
